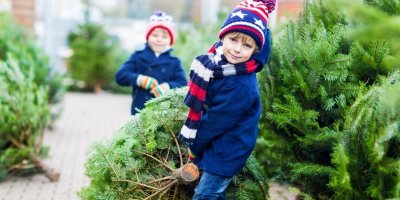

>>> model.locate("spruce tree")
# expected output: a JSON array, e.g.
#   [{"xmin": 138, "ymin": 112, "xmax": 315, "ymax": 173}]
[
  {"xmin": 0, "ymin": 55, "xmax": 58, "ymax": 181},
  {"xmin": 330, "ymin": 0, "xmax": 400, "ymax": 74},
  {"xmin": 80, "ymin": 88, "xmax": 268, "ymax": 200},
  {"xmin": 67, "ymin": 23, "xmax": 119, "ymax": 92},
  {"xmin": 0, "ymin": 13, "xmax": 62, "ymax": 181},
  {"xmin": 330, "ymin": 71, "xmax": 400, "ymax": 200},
  {"xmin": 328, "ymin": 0, "xmax": 400, "ymax": 199},
  {"xmin": 256, "ymin": 0, "xmax": 398, "ymax": 198}
]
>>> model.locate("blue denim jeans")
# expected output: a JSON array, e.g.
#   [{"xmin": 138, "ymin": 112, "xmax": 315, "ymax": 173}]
[{"xmin": 193, "ymin": 171, "xmax": 233, "ymax": 200}]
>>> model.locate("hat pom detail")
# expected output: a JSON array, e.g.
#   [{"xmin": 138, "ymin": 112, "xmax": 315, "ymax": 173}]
[
  {"xmin": 145, "ymin": 10, "xmax": 176, "ymax": 45},
  {"xmin": 149, "ymin": 10, "xmax": 174, "ymax": 24},
  {"xmin": 253, "ymin": 0, "xmax": 276, "ymax": 13}
]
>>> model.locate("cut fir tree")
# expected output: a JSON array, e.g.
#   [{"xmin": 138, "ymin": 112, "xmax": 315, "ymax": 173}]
[
  {"xmin": 79, "ymin": 88, "xmax": 268, "ymax": 200},
  {"xmin": 0, "ymin": 55, "xmax": 59, "ymax": 182}
]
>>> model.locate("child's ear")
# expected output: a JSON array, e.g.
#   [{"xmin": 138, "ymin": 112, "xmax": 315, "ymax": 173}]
[{"xmin": 252, "ymin": 47, "xmax": 260, "ymax": 55}]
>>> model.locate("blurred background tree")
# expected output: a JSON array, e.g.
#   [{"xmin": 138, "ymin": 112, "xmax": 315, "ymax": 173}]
[
  {"xmin": 0, "ymin": 13, "xmax": 63, "ymax": 181},
  {"xmin": 174, "ymin": 11, "xmax": 227, "ymax": 72},
  {"xmin": 66, "ymin": 2, "xmax": 128, "ymax": 93},
  {"xmin": 67, "ymin": 22, "xmax": 124, "ymax": 93}
]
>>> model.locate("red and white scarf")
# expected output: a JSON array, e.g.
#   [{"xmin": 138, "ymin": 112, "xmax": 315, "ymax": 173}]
[{"xmin": 179, "ymin": 41, "xmax": 260, "ymax": 143}]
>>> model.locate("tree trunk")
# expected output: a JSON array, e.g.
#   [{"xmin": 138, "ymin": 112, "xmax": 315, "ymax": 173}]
[
  {"xmin": 93, "ymin": 84, "xmax": 102, "ymax": 93},
  {"xmin": 172, "ymin": 163, "xmax": 199, "ymax": 183},
  {"xmin": 32, "ymin": 155, "xmax": 60, "ymax": 182}
]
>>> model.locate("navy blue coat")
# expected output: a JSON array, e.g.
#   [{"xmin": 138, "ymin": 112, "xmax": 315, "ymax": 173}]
[
  {"xmin": 115, "ymin": 44, "xmax": 187, "ymax": 115},
  {"xmin": 189, "ymin": 73, "xmax": 261, "ymax": 177}
]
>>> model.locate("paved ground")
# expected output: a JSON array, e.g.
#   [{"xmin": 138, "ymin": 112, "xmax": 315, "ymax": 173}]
[
  {"xmin": 0, "ymin": 92, "xmax": 132, "ymax": 200},
  {"xmin": 0, "ymin": 92, "xmax": 296, "ymax": 200}
]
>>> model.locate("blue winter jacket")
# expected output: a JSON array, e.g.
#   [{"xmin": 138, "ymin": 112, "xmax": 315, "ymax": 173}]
[
  {"xmin": 115, "ymin": 44, "xmax": 187, "ymax": 115},
  {"xmin": 188, "ymin": 29, "xmax": 271, "ymax": 177},
  {"xmin": 189, "ymin": 73, "xmax": 261, "ymax": 177}
]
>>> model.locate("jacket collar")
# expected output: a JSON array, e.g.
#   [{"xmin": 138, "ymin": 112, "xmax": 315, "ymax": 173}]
[
  {"xmin": 144, "ymin": 43, "xmax": 173, "ymax": 57},
  {"xmin": 139, "ymin": 43, "xmax": 174, "ymax": 64}
]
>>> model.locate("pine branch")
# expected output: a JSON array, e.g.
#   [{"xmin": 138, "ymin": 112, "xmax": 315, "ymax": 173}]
[
  {"xmin": 146, "ymin": 176, "xmax": 174, "ymax": 184},
  {"xmin": 133, "ymin": 150, "xmax": 174, "ymax": 171},
  {"xmin": 169, "ymin": 129, "xmax": 183, "ymax": 167},
  {"xmin": 114, "ymin": 179, "xmax": 158, "ymax": 191},
  {"xmin": 143, "ymin": 180, "xmax": 178, "ymax": 200},
  {"xmin": 96, "ymin": 145, "xmax": 120, "ymax": 180}
]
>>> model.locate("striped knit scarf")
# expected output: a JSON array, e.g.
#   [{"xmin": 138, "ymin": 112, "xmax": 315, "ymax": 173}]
[{"xmin": 179, "ymin": 41, "xmax": 259, "ymax": 143}]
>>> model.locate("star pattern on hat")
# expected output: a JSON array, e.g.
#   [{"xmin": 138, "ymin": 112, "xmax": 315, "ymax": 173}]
[
  {"xmin": 231, "ymin": 10, "xmax": 247, "ymax": 19},
  {"xmin": 254, "ymin": 18, "xmax": 265, "ymax": 30}
]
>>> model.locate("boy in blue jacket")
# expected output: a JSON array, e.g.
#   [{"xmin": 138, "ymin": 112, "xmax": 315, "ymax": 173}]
[
  {"xmin": 178, "ymin": 0, "xmax": 276, "ymax": 199},
  {"xmin": 115, "ymin": 11, "xmax": 187, "ymax": 115}
]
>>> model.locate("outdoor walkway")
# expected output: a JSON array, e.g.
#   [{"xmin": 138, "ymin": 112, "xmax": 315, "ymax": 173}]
[
  {"xmin": 0, "ymin": 92, "xmax": 296, "ymax": 200},
  {"xmin": 0, "ymin": 92, "xmax": 132, "ymax": 200}
]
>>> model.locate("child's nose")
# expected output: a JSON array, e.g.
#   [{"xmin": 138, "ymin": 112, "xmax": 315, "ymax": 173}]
[{"xmin": 233, "ymin": 44, "xmax": 241, "ymax": 52}]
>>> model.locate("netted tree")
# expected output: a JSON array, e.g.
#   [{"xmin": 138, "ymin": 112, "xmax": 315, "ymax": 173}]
[{"xmin": 79, "ymin": 88, "xmax": 268, "ymax": 200}]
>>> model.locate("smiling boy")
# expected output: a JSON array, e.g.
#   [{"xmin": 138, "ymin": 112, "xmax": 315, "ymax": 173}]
[
  {"xmin": 178, "ymin": 0, "xmax": 277, "ymax": 199},
  {"xmin": 115, "ymin": 11, "xmax": 187, "ymax": 115}
]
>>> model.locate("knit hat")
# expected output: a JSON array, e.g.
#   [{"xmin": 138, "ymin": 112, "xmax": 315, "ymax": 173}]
[
  {"xmin": 145, "ymin": 11, "xmax": 177, "ymax": 45},
  {"xmin": 219, "ymin": 0, "xmax": 276, "ymax": 49}
]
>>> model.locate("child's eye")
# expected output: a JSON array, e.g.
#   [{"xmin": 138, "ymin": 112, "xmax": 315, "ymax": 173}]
[
  {"xmin": 229, "ymin": 37, "xmax": 237, "ymax": 42},
  {"xmin": 244, "ymin": 43, "xmax": 253, "ymax": 49}
]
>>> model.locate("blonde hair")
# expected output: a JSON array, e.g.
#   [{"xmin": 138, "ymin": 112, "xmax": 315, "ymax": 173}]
[{"xmin": 227, "ymin": 32, "xmax": 259, "ymax": 53}]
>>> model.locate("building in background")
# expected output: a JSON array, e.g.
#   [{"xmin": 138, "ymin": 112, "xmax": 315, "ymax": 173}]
[
  {"xmin": 3, "ymin": 0, "xmax": 305, "ymax": 71},
  {"xmin": 10, "ymin": 0, "xmax": 35, "ymax": 31},
  {"xmin": 277, "ymin": 0, "xmax": 304, "ymax": 22},
  {"xmin": 0, "ymin": 0, "xmax": 11, "ymax": 14}
]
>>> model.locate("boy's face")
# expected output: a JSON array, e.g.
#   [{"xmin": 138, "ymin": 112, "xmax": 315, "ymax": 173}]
[
  {"xmin": 221, "ymin": 32, "xmax": 257, "ymax": 64},
  {"xmin": 148, "ymin": 28, "xmax": 171, "ymax": 53}
]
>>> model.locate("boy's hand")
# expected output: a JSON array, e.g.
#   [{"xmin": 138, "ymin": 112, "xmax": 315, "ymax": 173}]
[
  {"xmin": 150, "ymin": 83, "xmax": 170, "ymax": 97},
  {"xmin": 136, "ymin": 74, "xmax": 158, "ymax": 90},
  {"xmin": 188, "ymin": 147, "xmax": 196, "ymax": 162}
]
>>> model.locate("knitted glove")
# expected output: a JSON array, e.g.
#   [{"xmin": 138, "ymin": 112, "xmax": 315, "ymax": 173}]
[
  {"xmin": 188, "ymin": 147, "xmax": 196, "ymax": 162},
  {"xmin": 150, "ymin": 83, "xmax": 170, "ymax": 97},
  {"xmin": 136, "ymin": 74, "xmax": 158, "ymax": 90}
]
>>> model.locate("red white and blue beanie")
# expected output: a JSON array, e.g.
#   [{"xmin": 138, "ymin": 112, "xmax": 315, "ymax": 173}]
[
  {"xmin": 145, "ymin": 11, "xmax": 177, "ymax": 45},
  {"xmin": 219, "ymin": 0, "xmax": 276, "ymax": 48}
]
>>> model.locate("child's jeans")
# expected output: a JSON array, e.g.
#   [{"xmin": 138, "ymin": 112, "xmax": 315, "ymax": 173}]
[{"xmin": 193, "ymin": 171, "xmax": 233, "ymax": 200}]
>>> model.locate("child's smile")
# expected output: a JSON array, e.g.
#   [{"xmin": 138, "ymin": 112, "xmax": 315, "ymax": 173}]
[
  {"xmin": 148, "ymin": 28, "xmax": 171, "ymax": 53},
  {"xmin": 222, "ymin": 32, "xmax": 257, "ymax": 64}
]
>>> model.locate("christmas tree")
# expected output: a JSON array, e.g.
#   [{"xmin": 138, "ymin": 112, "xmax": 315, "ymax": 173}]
[
  {"xmin": 329, "ymin": 0, "xmax": 400, "ymax": 199},
  {"xmin": 80, "ymin": 88, "xmax": 268, "ymax": 200},
  {"xmin": 331, "ymin": 71, "xmax": 400, "ymax": 199},
  {"xmin": 0, "ymin": 55, "xmax": 59, "ymax": 181},
  {"xmin": 256, "ymin": 0, "xmax": 399, "ymax": 198}
]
